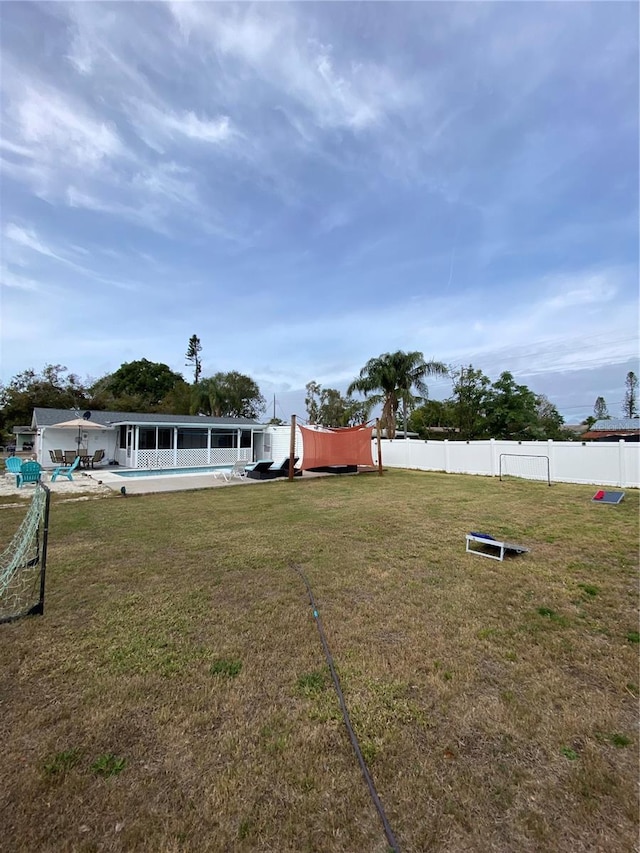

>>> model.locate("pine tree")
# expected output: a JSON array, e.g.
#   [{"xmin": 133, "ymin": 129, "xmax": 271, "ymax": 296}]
[
  {"xmin": 185, "ymin": 335, "xmax": 202, "ymax": 385},
  {"xmin": 622, "ymin": 371, "xmax": 638, "ymax": 418},
  {"xmin": 593, "ymin": 396, "xmax": 609, "ymax": 420}
]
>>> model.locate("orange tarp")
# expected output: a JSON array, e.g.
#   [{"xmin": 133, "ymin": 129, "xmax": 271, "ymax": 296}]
[{"xmin": 299, "ymin": 424, "xmax": 375, "ymax": 470}]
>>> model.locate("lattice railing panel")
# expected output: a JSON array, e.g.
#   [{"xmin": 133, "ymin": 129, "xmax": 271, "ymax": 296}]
[{"xmin": 134, "ymin": 449, "xmax": 253, "ymax": 469}]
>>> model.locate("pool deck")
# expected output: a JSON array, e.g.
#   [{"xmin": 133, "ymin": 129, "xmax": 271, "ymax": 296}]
[{"xmin": 0, "ymin": 465, "xmax": 331, "ymax": 500}]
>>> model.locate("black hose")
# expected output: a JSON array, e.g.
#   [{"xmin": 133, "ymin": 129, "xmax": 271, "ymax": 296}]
[{"xmin": 292, "ymin": 564, "xmax": 401, "ymax": 853}]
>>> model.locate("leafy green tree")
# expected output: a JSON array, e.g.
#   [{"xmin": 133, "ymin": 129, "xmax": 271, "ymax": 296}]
[
  {"xmin": 317, "ymin": 388, "xmax": 348, "ymax": 427},
  {"xmin": 217, "ymin": 371, "xmax": 266, "ymax": 419},
  {"xmin": 305, "ymin": 381, "xmax": 321, "ymax": 425},
  {"xmin": 193, "ymin": 372, "xmax": 265, "ymax": 419},
  {"xmin": 0, "ymin": 365, "xmax": 90, "ymax": 435},
  {"xmin": 449, "ymin": 364, "xmax": 491, "ymax": 440},
  {"xmin": 348, "ymin": 350, "xmax": 447, "ymax": 439},
  {"xmin": 535, "ymin": 395, "xmax": 565, "ymax": 439},
  {"xmin": 185, "ymin": 334, "xmax": 203, "ymax": 385},
  {"xmin": 623, "ymin": 371, "xmax": 638, "ymax": 418},
  {"xmin": 192, "ymin": 376, "xmax": 225, "ymax": 417},
  {"xmin": 318, "ymin": 388, "xmax": 372, "ymax": 427},
  {"xmin": 306, "ymin": 381, "xmax": 373, "ymax": 427},
  {"xmin": 484, "ymin": 371, "xmax": 541, "ymax": 440},
  {"xmin": 593, "ymin": 396, "xmax": 609, "ymax": 420},
  {"xmin": 407, "ymin": 399, "xmax": 457, "ymax": 439},
  {"xmin": 156, "ymin": 380, "xmax": 193, "ymax": 415},
  {"xmin": 93, "ymin": 359, "xmax": 185, "ymax": 410}
]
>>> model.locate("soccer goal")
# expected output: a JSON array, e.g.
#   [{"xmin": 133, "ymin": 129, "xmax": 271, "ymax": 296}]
[
  {"xmin": 0, "ymin": 483, "xmax": 51, "ymax": 624},
  {"xmin": 499, "ymin": 454, "xmax": 551, "ymax": 486}
]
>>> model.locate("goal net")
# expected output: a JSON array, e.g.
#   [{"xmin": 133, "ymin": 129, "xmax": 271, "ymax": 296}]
[
  {"xmin": 0, "ymin": 483, "xmax": 51, "ymax": 624},
  {"xmin": 499, "ymin": 454, "xmax": 551, "ymax": 486}
]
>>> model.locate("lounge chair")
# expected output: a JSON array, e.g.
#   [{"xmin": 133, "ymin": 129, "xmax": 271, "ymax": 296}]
[
  {"xmin": 49, "ymin": 449, "xmax": 64, "ymax": 464},
  {"xmin": 17, "ymin": 460, "xmax": 42, "ymax": 488},
  {"xmin": 245, "ymin": 460, "xmax": 278, "ymax": 480},
  {"xmin": 271, "ymin": 457, "xmax": 302, "ymax": 477},
  {"xmin": 214, "ymin": 460, "xmax": 250, "ymax": 481},
  {"xmin": 51, "ymin": 456, "xmax": 81, "ymax": 482},
  {"xmin": 5, "ymin": 457, "xmax": 23, "ymax": 475}
]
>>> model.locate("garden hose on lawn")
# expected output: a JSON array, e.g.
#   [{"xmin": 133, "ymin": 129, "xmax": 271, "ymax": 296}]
[{"xmin": 292, "ymin": 564, "xmax": 400, "ymax": 853}]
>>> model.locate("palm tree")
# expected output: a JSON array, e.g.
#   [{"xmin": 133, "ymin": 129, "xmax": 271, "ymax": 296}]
[
  {"xmin": 347, "ymin": 351, "xmax": 448, "ymax": 439},
  {"xmin": 191, "ymin": 376, "xmax": 225, "ymax": 416}
]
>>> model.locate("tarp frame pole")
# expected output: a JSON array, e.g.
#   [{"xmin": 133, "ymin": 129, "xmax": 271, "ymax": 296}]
[
  {"xmin": 288, "ymin": 414, "xmax": 297, "ymax": 482},
  {"xmin": 376, "ymin": 418, "xmax": 383, "ymax": 476}
]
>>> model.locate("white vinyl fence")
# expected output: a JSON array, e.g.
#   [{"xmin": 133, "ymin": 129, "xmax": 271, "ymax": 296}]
[{"xmin": 374, "ymin": 439, "xmax": 639, "ymax": 488}]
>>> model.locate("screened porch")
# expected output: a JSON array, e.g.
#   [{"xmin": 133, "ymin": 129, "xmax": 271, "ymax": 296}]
[{"xmin": 114, "ymin": 424, "xmax": 256, "ymax": 469}]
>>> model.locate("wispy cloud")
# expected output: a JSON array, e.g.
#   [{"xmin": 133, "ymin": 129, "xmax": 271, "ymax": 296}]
[{"xmin": 127, "ymin": 102, "xmax": 236, "ymax": 153}]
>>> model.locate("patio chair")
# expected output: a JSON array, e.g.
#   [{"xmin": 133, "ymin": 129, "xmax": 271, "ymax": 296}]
[
  {"xmin": 50, "ymin": 449, "xmax": 64, "ymax": 464},
  {"xmin": 212, "ymin": 459, "xmax": 249, "ymax": 481},
  {"xmin": 64, "ymin": 451, "xmax": 78, "ymax": 466},
  {"xmin": 246, "ymin": 460, "xmax": 278, "ymax": 480},
  {"xmin": 5, "ymin": 457, "xmax": 23, "ymax": 475},
  {"xmin": 270, "ymin": 457, "xmax": 302, "ymax": 478},
  {"xmin": 88, "ymin": 449, "xmax": 105, "ymax": 468},
  {"xmin": 51, "ymin": 455, "xmax": 81, "ymax": 482},
  {"xmin": 17, "ymin": 460, "xmax": 42, "ymax": 488}
]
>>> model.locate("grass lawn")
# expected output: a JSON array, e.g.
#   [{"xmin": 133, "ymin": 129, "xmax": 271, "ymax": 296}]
[{"xmin": 1, "ymin": 470, "xmax": 638, "ymax": 852}]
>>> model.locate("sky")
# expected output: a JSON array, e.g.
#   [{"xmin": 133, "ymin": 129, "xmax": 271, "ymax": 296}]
[{"xmin": 1, "ymin": 1, "xmax": 638, "ymax": 424}]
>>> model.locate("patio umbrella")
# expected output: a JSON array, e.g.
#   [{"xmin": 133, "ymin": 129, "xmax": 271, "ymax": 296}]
[{"xmin": 50, "ymin": 418, "xmax": 107, "ymax": 454}]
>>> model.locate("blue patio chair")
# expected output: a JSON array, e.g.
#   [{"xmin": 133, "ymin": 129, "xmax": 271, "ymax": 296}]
[
  {"xmin": 17, "ymin": 460, "xmax": 42, "ymax": 488},
  {"xmin": 51, "ymin": 455, "xmax": 81, "ymax": 482},
  {"xmin": 5, "ymin": 457, "xmax": 22, "ymax": 475}
]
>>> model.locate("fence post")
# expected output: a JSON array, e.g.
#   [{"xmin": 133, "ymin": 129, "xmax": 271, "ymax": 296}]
[
  {"xmin": 547, "ymin": 439, "xmax": 554, "ymax": 483},
  {"xmin": 618, "ymin": 439, "xmax": 625, "ymax": 487},
  {"xmin": 444, "ymin": 440, "xmax": 450, "ymax": 473},
  {"xmin": 490, "ymin": 438, "xmax": 496, "ymax": 477}
]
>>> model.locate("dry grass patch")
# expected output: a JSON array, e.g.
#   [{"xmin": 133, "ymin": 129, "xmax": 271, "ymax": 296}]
[{"xmin": 0, "ymin": 471, "xmax": 638, "ymax": 852}]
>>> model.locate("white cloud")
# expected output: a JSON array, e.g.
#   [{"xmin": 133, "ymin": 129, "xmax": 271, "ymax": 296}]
[
  {"xmin": 127, "ymin": 102, "xmax": 236, "ymax": 153},
  {"xmin": 168, "ymin": 2, "xmax": 419, "ymax": 133},
  {"xmin": 4, "ymin": 223, "xmax": 60, "ymax": 259},
  {"xmin": 13, "ymin": 85, "xmax": 125, "ymax": 168},
  {"xmin": 0, "ymin": 265, "xmax": 43, "ymax": 292}
]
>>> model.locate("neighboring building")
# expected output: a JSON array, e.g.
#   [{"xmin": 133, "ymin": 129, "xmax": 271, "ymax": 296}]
[
  {"xmin": 580, "ymin": 418, "xmax": 640, "ymax": 442},
  {"xmin": 31, "ymin": 408, "xmax": 269, "ymax": 469},
  {"xmin": 11, "ymin": 426, "xmax": 37, "ymax": 451}
]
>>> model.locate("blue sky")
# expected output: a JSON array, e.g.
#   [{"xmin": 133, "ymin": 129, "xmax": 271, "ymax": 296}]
[{"xmin": 1, "ymin": 1, "xmax": 638, "ymax": 423}]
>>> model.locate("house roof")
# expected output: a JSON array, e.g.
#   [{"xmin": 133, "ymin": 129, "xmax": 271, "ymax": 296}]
[{"xmin": 32, "ymin": 407, "xmax": 263, "ymax": 429}]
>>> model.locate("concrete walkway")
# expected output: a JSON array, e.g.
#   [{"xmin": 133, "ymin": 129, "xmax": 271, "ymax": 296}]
[{"xmin": 0, "ymin": 465, "xmax": 328, "ymax": 500}]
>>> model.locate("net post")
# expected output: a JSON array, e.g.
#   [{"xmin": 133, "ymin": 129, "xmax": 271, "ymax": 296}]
[{"xmin": 35, "ymin": 484, "xmax": 51, "ymax": 615}]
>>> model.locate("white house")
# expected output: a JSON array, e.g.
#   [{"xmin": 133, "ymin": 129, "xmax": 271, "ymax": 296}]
[{"xmin": 31, "ymin": 408, "xmax": 270, "ymax": 470}]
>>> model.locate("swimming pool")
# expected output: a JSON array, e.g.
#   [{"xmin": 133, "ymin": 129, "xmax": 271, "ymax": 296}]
[{"xmin": 113, "ymin": 466, "xmax": 230, "ymax": 479}]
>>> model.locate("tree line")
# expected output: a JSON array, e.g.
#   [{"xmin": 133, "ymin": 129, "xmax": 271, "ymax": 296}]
[
  {"xmin": 304, "ymin": 356, "xmax": 567, "ymax": 440},
  {"xmin": 1, "ymin": 335, "xmax": 636, "ymax": 442},
  {"xmin": 0, "ymin": 335, "xmax": 265, "ymax": 437},
  {"xmin": 303, "ymin": 358, "xmax": 637, "ymax": 441}
]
